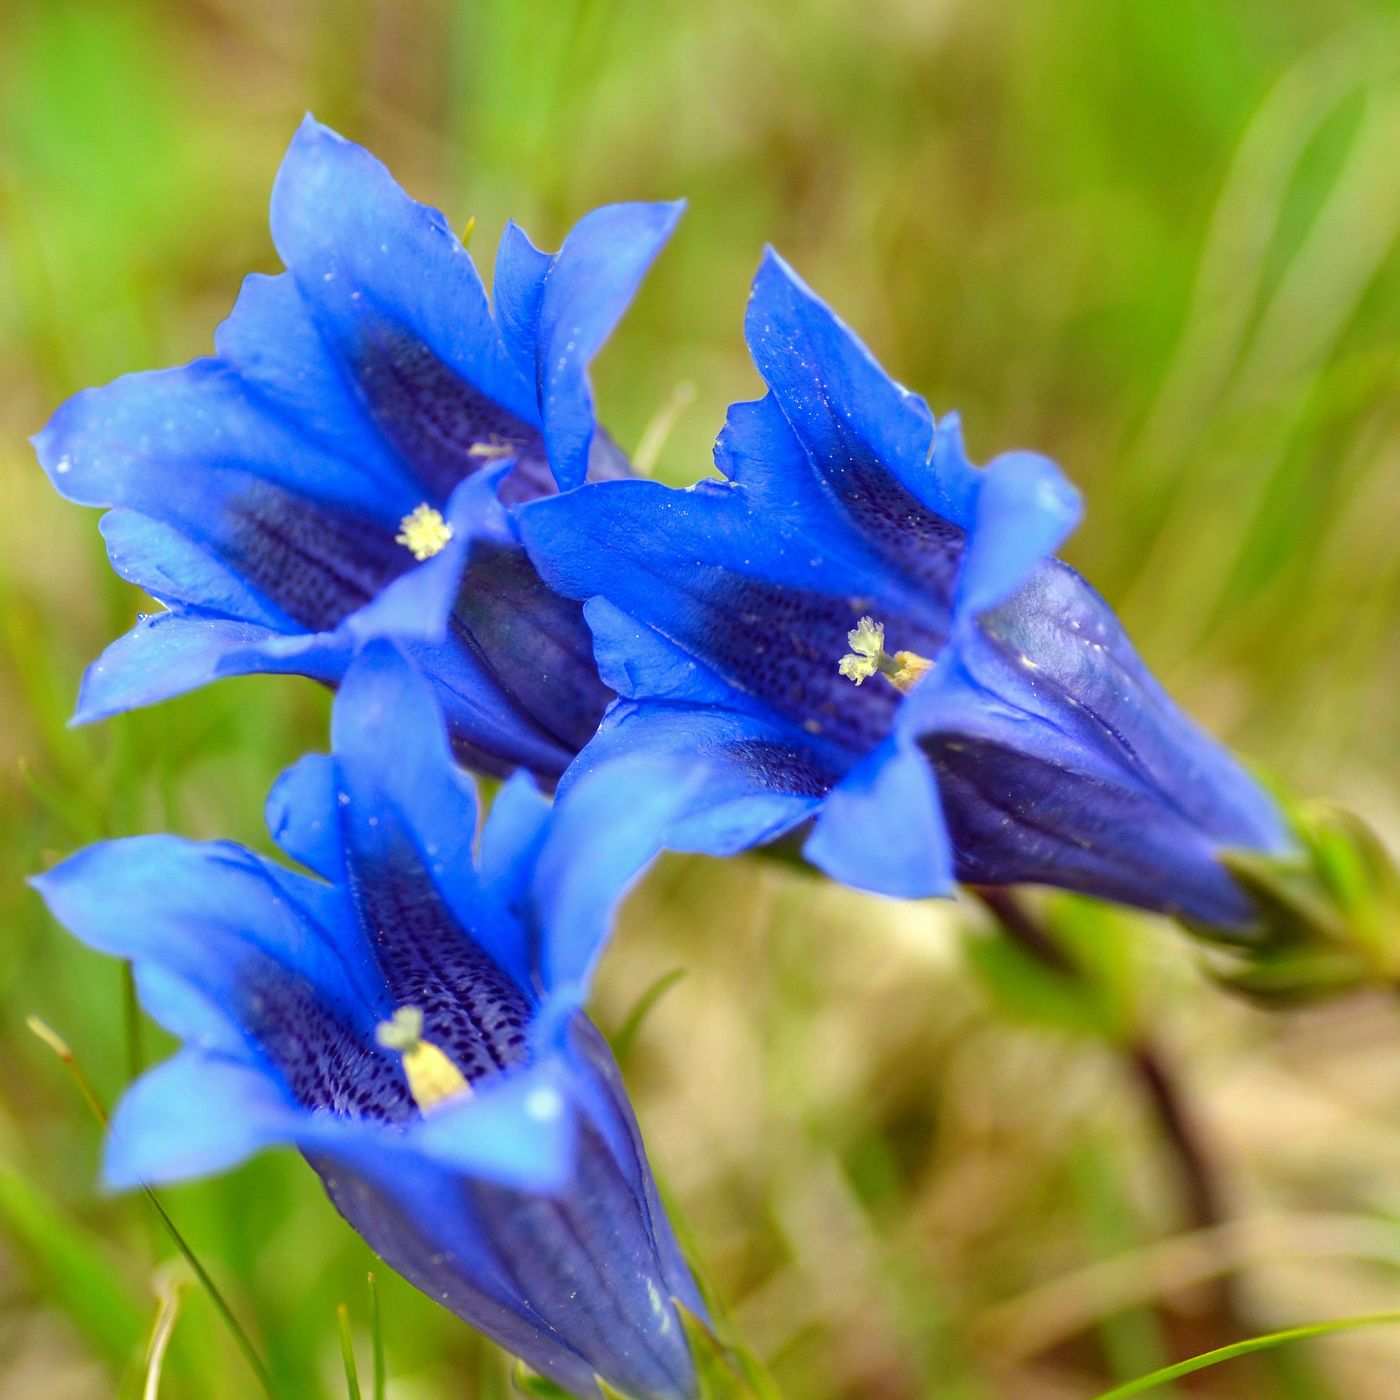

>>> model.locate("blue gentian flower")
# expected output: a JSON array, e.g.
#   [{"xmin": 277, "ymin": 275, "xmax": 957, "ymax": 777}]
[
  {"xmin": 35, "ymin": 117, "xmax": 682, "ymax": 781},
  {"xmin": 33, "ymin": 644, "xmax": 704, "ymax": 1400},
  {"xmin": 519, "ymin": 251, "xmax": 1290, "ymax": 928}
]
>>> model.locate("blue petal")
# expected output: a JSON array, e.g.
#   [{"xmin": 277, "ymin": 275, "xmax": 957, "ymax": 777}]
[
  {"xmin": 491, "ymin": 220, "xmax": 555, "ymax": 384},
  {"xmin": 34, "ymin": 358, "xmax": 414, "ymax": 524},
  {"xmin": 100, "ymin": 509, "xmax": 287, "ymax": 627},
  {"xmin": 745, "ymin": 249, "xmax": 938, "ymax": 506},
  {"xmin": 329, "ymin": 644, "xmax": 533, "ymax": 987},
  {"xmin": 334, "ymin": 472, "xmax": 483, "ymax": 647},
  {"xmin": 478, "ymin": 772, "xmax": 553, "ymax": 912},
  {"xmin": 31, "ymin": 837, "xmax": 377, "ymax": 1046},
  {"xmin": 406, "ymin": 1058, "xmax": 575, "ymax": 1191},
  {"xmin": 532, "ymin": 200, "xmax": 685, "ymax": 490},
  {"xmin": 561, "ymin": 702, "xmax": 827, "ymax": 859},
  {"xmin": 955, "ymin": 450, "xmax": 1081, "ymax": 619},
  {"xmin": 967, "ymin": 561, "xmax": 1288, "ymax": 856},
  {"xmin": 266, "ymin": 753, "xmax": 343, "ymax": 881},
  {"xmin": 712, "ymin": 393, "xmax": 912, "ymax": 584},
  {"xmin": 803, "ymin": 728, "xmax": 954, "ymax": 898},
  {"xmin": 71, "ymin": 474, "xmax": 483, "ymax": 728},
  {"xmin": 584, "ymin": 595, "xmax": 756, "ymax": 706},
  {"xmin": 530, "ymin": 755, "xmax": 706, "ymax": 997},
  {"xmin": 72, "ymin": 611, "xmax": 324, "ymax": 727},
  {"xmin": 103, "ymin": 1051, "xmax": 302, "ymax": 1189},
  {"xmin": 213, "ymin": 270, "xmax": 416, "ymax": 489},
  {"xmin": 521, "ymin": 479, "xmax": 925, "ymax": 757},
  {"xmin": 270, "ymin": 115, "xmax": 536, "ymax": 434}
]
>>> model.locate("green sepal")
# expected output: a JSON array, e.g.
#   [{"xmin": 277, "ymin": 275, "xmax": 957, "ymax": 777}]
[
  {"xmin": 1193, "ymin": 800, "xmax": 1400, "ymax": 1004},
  {"xmin": 671, "ymin": 1300, "xmax": 783, "ymax": 1400},
  {"xmin": 512, "ymin": 1304, "xmax": 783, "ymax": 1399},
  {"xmin": 511, "ymin": 1361, "xmax": 574, "ymax": 1398}
]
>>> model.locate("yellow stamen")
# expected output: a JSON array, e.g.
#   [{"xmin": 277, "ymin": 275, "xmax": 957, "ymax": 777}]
[
  {"xmin": 376, "ymin": 1006, "xmax": 471, "ymax": 1113},
  {"xmin": 395, "ymin": 504, "xmax": 453, "ymax": 561},
  {"xmin": 890, "ymin": 650, "xmax": 933, "ymax": 690},
  {"xmin": 837, "ymin": 614, "xmax": 932, "ymax": 695}
]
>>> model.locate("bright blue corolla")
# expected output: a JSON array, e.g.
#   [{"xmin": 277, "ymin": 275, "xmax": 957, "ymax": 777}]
[
  {"xmin": 519, "ymin": 251, "xmax": 1290, "ymax": 928},
  {"xmin": 35, "ymin": 117, "xmax": 681, "ymax": 781},
  {"xmin": 34, "ymin": 645, "xmax": 703, "ymax": 1400}
]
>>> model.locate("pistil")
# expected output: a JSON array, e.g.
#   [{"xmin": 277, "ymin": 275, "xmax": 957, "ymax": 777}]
[{"xmin": 837, "ymin": 615, "xmax": 932, "ymax": 694}]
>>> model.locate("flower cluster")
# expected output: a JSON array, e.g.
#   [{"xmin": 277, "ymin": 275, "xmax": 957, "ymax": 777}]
[{"xmin": 34, "ymin": 119, "xmax": 1291, "ymax": 1397}]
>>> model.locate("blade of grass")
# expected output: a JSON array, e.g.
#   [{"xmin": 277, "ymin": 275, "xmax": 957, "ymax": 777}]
[
  {"xmin": 611, "ymin": 967, "xmax": 686, "ymax": 1068},
  {"xmin": 1090, "ymin": 1311, "xmax": 1400, "ymax": 1399},
  {"xmin": 337, "ymin": 1304, "xmax": 363, "ymax": 1400},
  {"xmin": 367, "ymin": 1273, "xmax": 385, "ymax": 1400},
  {"xmin": 27, "ymin": 1015, "xmax": 280, "ymax": 1400}
]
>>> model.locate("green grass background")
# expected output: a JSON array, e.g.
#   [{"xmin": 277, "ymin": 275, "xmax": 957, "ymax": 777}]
[{"xmin": 3, "ymin": 1, "xmax": 1400, "ymax": 1395}]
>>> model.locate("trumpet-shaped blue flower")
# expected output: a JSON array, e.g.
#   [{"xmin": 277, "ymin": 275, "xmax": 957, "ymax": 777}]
[
  {"xmin": 33, "ymin": 645, "xmax": 704, "ymax": 1399},
  {"xmin": 519, "ymin": 252, "xmax": 1289, "ymax": 928},
  {"xmin": 35, "ymin": 117, "xmax": 682, "ymax": 781}
]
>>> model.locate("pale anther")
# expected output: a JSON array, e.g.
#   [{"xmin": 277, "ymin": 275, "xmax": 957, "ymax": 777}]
[{"xmin": 396, "ymin": 504, "xmax": 453, "ymax": 561}]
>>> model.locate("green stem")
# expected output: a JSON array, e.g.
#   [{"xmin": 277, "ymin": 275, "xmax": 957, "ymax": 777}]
[{"xmin": 969, "ymin": 891, "xmax": 1245, "ymax": 1330}]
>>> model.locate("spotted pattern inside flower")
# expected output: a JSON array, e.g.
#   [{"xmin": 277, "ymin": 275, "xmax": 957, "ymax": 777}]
[
  {"xmin": 689, "ymin": 575, "xmax": 945, "ymax": 756},
  {"xmin": 726, "ymin": 738, "xmax": 834, "ymax": 797},
  {"xmin": 354, "ymin": 320, "xmax": 554, "ymax": 504},
  {"xmin": 240, "ymin": 958, "xmax": 415, "ymax": 1123},
  {"xmin": 227, "ymin": 479, "xmax": 412, "ymax": 632},
  {"xmin": 812, "ymin": 444, "xmax": 967, "ymax": 595},
  {"xmin": 349, "ymin": 819, "xmax": 534, "ymax": 1087}
]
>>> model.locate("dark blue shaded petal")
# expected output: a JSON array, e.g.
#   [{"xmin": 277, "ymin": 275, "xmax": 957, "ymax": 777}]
[
  {"xmin": 969, "ymin": 560, "xmax": 1288, "ymax": 853},
  {"xmin": 421, "ymin": 528, "xmax": 613, "ymax": 780},
  {"xmin": 30, "ymin": 838, "xmax": 411, "ymax": 1122},
  {"xmin": 904, "ymin": 597, "xmax": 1286, "ymax": 924},
  {"xmin": 402, "ymin": 1015, "xmax": 700, "ymax": 1399},
  {"xmin": 743, "ymin": 251, "xmax": 976, "ymax": 599},
  {"xmin": 100, "ymin": 509, "xmax": 288, "ymax": 627}
]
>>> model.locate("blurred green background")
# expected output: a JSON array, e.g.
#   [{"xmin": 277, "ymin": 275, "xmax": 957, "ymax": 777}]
[{"xmin": 3, "ymin": 0, "xmax": 1400, "ymax": 1395}]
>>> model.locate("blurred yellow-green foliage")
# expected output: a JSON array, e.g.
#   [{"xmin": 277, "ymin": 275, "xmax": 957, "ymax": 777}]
[{"xmin": 3, "ymin": 1, "xmax": 1400, "ymax": 1396}]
